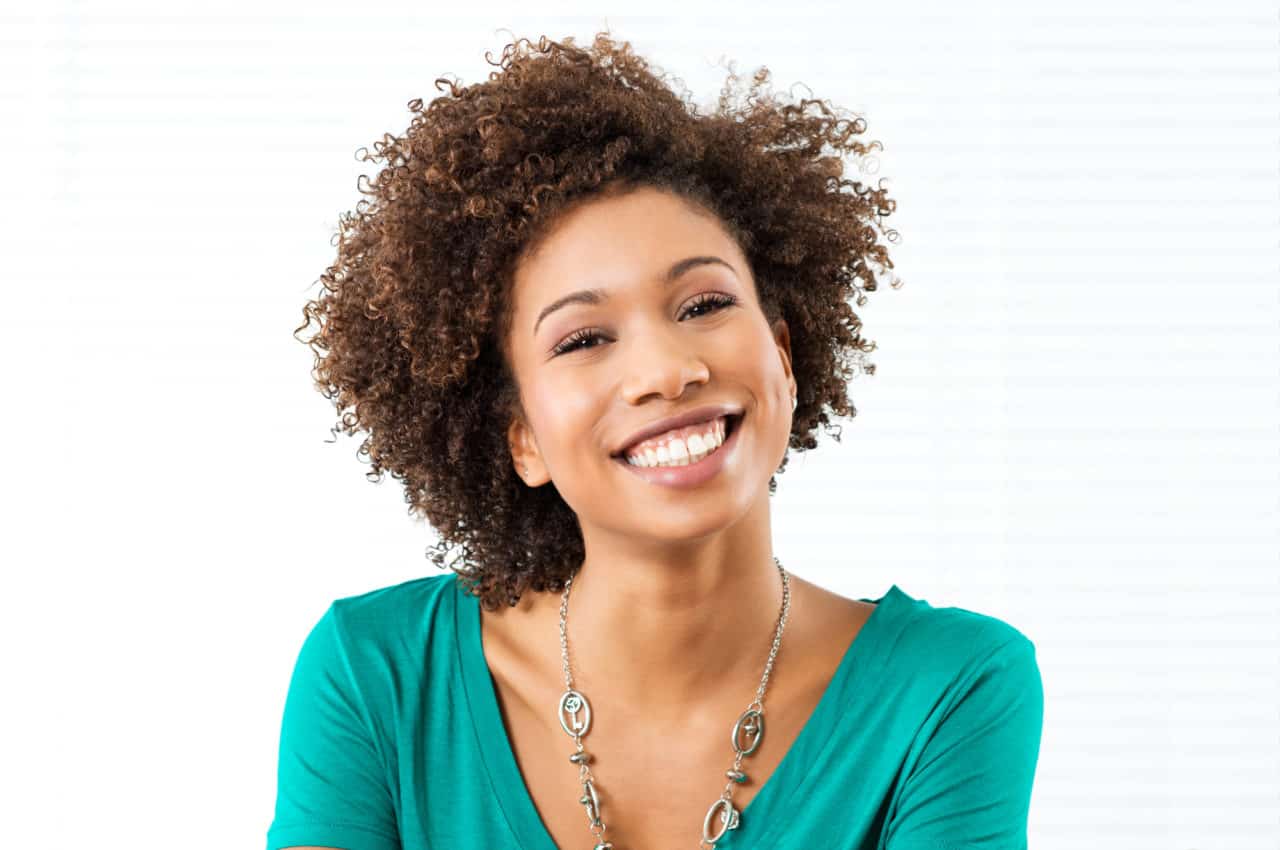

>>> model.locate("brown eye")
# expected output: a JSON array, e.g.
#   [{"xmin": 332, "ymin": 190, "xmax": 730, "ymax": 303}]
[
  {"xmin": 680, "ymin": 292, "xmax": 737, "ymax": 320},
  {"xmin": 551, "ymin": 328, "xmax": 607, "ymax": 357}
]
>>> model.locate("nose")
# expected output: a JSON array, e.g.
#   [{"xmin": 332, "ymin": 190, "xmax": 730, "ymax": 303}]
[{"xmin": 618, "ymin": 330, "xmax": 711, "ymax": 405}]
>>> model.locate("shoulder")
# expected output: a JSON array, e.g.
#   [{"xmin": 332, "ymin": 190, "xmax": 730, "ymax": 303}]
[
  {"xmin": 877, "ymin": 585, "xmax": 1039, "ymax": 694},
  {"xmin": 327, "ymin": 572, "xmax": 460, "ymax": 638},
  {"xmin": 292, "ymin": 572, "xmax": 466, "ymax": 717},
  {"xmin": 330, "ymin": 570, "xmax": 460, "ymax": 624},
  {"xmin": 888, "ymin": 585, "xmax": 1033, "ymax": 653}
]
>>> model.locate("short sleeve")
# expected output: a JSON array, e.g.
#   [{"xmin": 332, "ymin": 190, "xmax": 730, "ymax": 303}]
[
  {"xmin": 885, "ymin": 636, "xmax": 1044, "ymax": 850},
  {"xmin": 266, "ymin": 602, "xmax": 400, "ymax": 850}
]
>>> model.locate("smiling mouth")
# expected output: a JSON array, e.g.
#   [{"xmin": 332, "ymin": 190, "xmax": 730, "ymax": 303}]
[{"xmin": 610, "ymin": 413, "xmax": 743, "ymax": 464}]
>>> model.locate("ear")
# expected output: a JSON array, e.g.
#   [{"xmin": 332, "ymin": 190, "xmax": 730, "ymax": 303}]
[
  {"xmin": 507, "ymin": 413, "xmax": 545, "ymax": 486},
  {"xmin": 771, "ymin": 317, "xmax": 797, "ymax": 399}
]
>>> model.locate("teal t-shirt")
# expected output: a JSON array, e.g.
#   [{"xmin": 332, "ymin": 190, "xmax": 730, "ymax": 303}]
[{"xmin": 266, "ymin": 574, "xmax": 1043, "ymax": 850}]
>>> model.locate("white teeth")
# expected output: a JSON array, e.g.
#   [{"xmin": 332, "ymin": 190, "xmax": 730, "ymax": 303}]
[{"xmin": 624, "ymin": 417, "xmax": 727, "ymax": 468}]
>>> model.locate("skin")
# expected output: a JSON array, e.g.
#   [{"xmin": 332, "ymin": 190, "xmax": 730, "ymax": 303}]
[
  {"xmin": 486, "ymin": 185, "xmax": 876, "ymax": 847},
  {"xmin": 502, "ymin": 184, "xmax": 800, "ymax": 719}
]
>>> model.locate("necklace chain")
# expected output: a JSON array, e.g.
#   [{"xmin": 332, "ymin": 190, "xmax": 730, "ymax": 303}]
[{"xmin": 556, "ymin": 556, "xmax": 791, "ymax": 849}]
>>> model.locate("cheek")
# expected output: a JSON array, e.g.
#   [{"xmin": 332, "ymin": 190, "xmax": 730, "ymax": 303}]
[
  {"xmin": 732, "ymin": 326, "xmax": 787, "ymax": 385},
  {"xmin": 525, "ymin": 377, "xmax": 600, "ymax": 454}
]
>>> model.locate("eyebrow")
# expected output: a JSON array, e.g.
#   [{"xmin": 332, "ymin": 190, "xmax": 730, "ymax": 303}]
[{"xmin": 533, "ymin": 255, "xmax": 737, "ymax": 337}]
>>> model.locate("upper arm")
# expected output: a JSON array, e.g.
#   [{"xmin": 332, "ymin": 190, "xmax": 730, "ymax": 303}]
[
  {"xmin": 884, "ymin": 636, "xmax": 1044, "ymax": 850},
  {"xmin": 266, "ymin": 603, "xmax": 400, "ymax": 850}
]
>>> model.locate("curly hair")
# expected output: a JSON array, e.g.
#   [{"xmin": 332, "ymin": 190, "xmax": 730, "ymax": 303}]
[{"xmin": 294, "ymin": 30, "xmax": 902, "ymax": 611}]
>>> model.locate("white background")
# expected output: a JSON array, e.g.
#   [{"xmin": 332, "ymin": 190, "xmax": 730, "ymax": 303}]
[{"xmin": 1, "ymin": 1, "xmax": 1276, "ymax": 848}]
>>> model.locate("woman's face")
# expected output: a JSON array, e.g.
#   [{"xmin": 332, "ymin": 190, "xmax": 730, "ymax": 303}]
[{"xmin": 503, "ymin": 185, "xmax": 796, "ymax": 543}]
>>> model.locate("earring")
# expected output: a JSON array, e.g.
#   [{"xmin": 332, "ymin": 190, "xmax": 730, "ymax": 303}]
[{"xmin": 791, "ymin": 393, "xmax": 798, "ymax": 412}]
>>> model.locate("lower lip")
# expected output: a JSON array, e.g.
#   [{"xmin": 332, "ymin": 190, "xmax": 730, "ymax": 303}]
[{"xmin": 612, "ymin": 415, "xmax": 743, "ymax": 490}]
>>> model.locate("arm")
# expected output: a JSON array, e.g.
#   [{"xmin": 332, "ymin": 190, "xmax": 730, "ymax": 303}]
[
  {"xmin": 884, "ymin": 636, "xmax": 1044, "ymax": 850},
  {"xmin": 266, "ymin": 603, "xmax": 401, "ymax": 850}
]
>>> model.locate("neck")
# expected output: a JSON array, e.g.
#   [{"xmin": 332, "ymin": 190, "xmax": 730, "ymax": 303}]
[{"xmin": 538, "ymin": 494, "xmax": 789, "ymax": 727}]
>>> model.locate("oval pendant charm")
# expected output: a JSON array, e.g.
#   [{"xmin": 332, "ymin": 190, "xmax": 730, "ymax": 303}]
[
  {"xmin": 580, "ymin": 777, "xmax": 602, "ymax": 826},
  {"xmin": 702, "ymin": 797, "xmax": 741, "ymax": 844},
  {"xmin": 731, "ymin": 708, "xmax": 765, "ymax": 756},
  {"xmin": 558, "ymin": 689, "xmax": 592, "ymax": 738}
]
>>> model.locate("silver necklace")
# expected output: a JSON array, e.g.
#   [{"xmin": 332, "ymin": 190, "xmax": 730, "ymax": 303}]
[{"xmin": 555, "ymin": 556, "xmax": 791, "ymax": 849}]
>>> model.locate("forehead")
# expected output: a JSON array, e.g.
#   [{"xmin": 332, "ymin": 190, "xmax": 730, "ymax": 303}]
[{"xmin": 512, "ymin": 187, "xmax": 744, "ymax": 306}]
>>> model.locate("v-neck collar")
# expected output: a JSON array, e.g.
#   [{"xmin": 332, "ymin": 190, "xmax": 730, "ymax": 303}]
[{"xmin": 454, "ymin": 578, "xmax": 902, "ymax": 850}]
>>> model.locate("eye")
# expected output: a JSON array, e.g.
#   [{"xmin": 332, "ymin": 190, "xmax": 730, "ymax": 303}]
[
  {"xmin": 549, "ymin": 292, "xmax": 739, "ymax": 357},
  {"xmin": 551, "ymin": 327, "xmax": 607, "ymax": 357},
  {"xmin": 679, "ymin": 292, "xmax": 738, "ymax": 320}
]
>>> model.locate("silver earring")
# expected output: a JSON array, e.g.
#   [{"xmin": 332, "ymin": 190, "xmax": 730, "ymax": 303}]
[{"xmin": 791, "ymin": 394, "xmax": 798, "ymax": 412}]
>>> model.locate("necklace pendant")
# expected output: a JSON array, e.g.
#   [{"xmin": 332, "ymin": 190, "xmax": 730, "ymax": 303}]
[
  {"xmin": 558, "ymin": 689, "xmax": 592, "ymax": 738},
  {"xmin": 731, "ymin": 708, "xmax": 765, "ymax": 756},
  {"xmin": 702, "ymin": 798, "xmax": 741, "ymax": 844},
  {"xmin": 579, "ymin": 777, "xmax": 603, "ymax": 826}
]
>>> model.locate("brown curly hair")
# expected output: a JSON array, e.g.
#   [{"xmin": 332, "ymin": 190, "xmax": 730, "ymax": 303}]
[{"xmin": 294, "ymin": 30, "xmax": 902, "ymax": 611}]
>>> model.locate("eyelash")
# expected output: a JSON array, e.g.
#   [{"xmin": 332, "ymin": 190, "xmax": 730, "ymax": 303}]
[{"xmin": 551, "ymin": 292, "xmax": 739, "ymax": 357}]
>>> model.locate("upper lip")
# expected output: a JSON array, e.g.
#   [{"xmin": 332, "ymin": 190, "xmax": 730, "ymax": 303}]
[{"xmin": 611, "ymin": 403, "xmax": 743, "ymax": 456}]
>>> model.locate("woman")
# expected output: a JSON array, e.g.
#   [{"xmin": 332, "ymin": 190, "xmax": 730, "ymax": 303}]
[{"xmin": 268, "ymin": 31, "xmax": 1042, "ymax": 850}]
